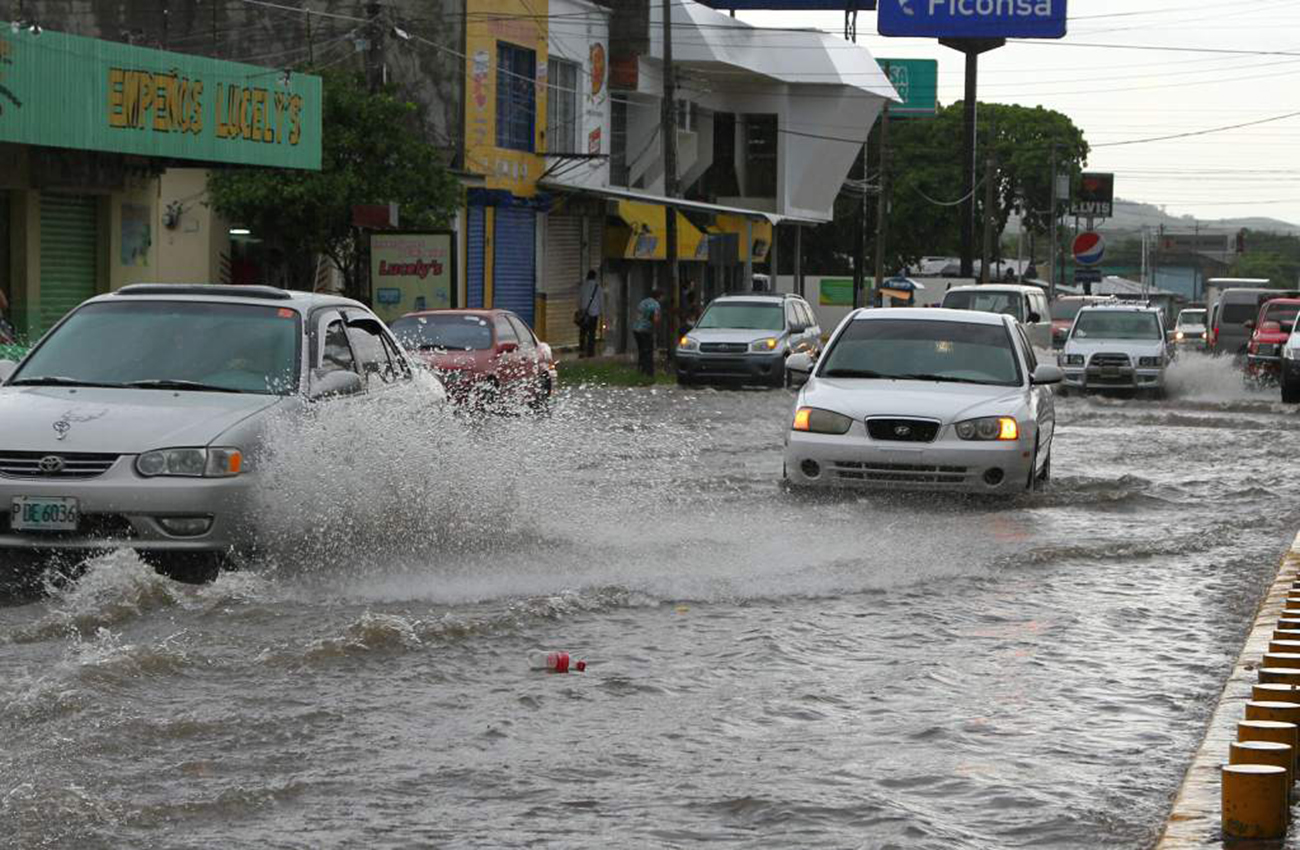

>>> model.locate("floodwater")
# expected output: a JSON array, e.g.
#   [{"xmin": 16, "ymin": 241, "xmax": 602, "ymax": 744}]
[{"xmin": 3, "ymin": 352, "xmax": 1299, "ymax": 849}]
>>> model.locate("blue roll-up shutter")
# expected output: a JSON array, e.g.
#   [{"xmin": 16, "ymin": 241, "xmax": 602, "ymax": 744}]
[
  {"xmin": 493, "ymin": 206, "xmax": 536, "ymax": 326},
  {"xmin": 466, "ymin": 206, "xmax": 485, "ymax": 309}
]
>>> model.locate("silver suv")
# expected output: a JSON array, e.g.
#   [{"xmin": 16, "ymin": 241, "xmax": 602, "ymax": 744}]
[
  {"xmin": 0, "ymin": 284, "xmax": 443, "ymax": 580},
  {"xmin": 675, "ymin": 293, "xmax": 821, "ymax": 387},
  {"xmin": 1057, "ymin": 304, "xmax": 1170, "ymax": 396}
]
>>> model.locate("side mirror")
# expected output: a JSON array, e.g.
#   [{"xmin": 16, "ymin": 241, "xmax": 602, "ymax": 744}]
[
  {"xmin": 309, "ymin": 369, "xmax": 364, "ymax": 400},
  {"xmin": 788, "ymin": 323, "xmax": 807, "ymax": 334},
  {"xmin": 1027, "ymin": 312, "xmax": 1042, "ymax": 324},
  {"xmin": 0, "ymin": 359, "xmax": 17, "ymax": 383},
  {"xmin": 786, "ymin": 351, "xmax": 815, "ymax": 388},
  {"xmin": 1244, "ymin": 320, "xmax": 1256, "ymax": 330},
  {"xmin": 1031, "ymin": 364, "xmax": 1064, "ymax": 385}
]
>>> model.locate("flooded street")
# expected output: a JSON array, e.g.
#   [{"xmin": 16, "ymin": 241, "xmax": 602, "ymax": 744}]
[{"xmin": 4, "ymin": 353, "xmax": 1300, "ymax": 849}]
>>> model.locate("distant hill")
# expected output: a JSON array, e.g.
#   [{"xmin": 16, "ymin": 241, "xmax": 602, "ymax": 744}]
[{"xmin": 1099, "ymin": 200, "xmax": 1300, "ymax": 237}]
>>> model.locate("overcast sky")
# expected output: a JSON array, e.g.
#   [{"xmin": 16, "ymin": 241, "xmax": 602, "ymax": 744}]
[{"xmin": 736, "ymin": 0, "xmax": 1300, "ymax": 230}]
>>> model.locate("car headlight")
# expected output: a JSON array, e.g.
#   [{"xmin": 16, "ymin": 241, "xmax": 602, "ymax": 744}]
[
  {"xmin": 1138, "ymin": 356, "xmax": 1163, "ymax": 368},
  {"xmin": 750, "ymin": 337, "xmax": 780, "ymax": 352},
  {"xmin": 678, "ymin": 335, "xmax": 699, "ymax": 352},
  {"xmin": 954, "ymin": 417, "xmax": 1019, "ymax": 441},
  {"xmin": 1286, "ymin": 346, "xmax": 1300, "ymax": 361},
  {"xmin": 1059, "ymin": 354, "xmax": 1084, "ymax": 367},
  {"xmin": 792, "ymin": 407, "xmax": 853, "ymax": 435},
  {"xmin": 1175, "ymin": 331, "xmax": 1185, "ymax": 341},
  {"xmin": 136, "ymin": 447, "xmax": 244, "ymax": 478}
]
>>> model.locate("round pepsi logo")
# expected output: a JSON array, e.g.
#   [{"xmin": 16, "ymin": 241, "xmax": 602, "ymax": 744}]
[{"xmin": 1072, "ymin": 232, "xmax": 1106, "ymax": 267}]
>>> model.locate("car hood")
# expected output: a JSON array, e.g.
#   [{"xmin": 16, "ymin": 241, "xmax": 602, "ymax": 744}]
[
  {"xmin": 1064, "ymin": 338, "xmax": 1164, "ymax": 356},
  {"xmin": 801, "ymin": 377, "xmax": 1026, "ymax": 422},
  {"xmin": 1178, "ymin": 324, "xmax": 1206, "ymax": 334},
  {"xmin": 1253, "ymin": 332, "xmax": 1289, "ymax": 344},
  {"xmin": 0, "ymin": 386, "xmax": 284, "ymax": 453},
  {"xmin": 688, "ymin": 328, "xmax": 785, "ymax": 344}
]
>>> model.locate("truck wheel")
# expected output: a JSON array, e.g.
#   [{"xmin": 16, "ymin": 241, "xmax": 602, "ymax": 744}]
[{"xmin": 1283, "ymin": 378, "xmax": 1300, "ymax": 404}]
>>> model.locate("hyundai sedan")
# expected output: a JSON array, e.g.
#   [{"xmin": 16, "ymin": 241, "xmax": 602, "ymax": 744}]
[
  {"xmin": 0, "ymin": 284, "xmax": 443, "ymax": 580},
  {"xmin": 783, "ymin": 308, "xmax": 1062, "ymax": 494}
]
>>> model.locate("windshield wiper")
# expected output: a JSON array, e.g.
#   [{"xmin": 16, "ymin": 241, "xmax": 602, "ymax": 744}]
[
  {"xmin": 8, "ymin": 376, "xmax": 126, "ymax": 388},
  {"xmin": 892, "ymin": 373, "xmax": 1000, "ymax": 386},
  {"xmin": 125, "ymin": 379, "xmax": 244, "ymax": 393},
  {"xmin": 823, "ymin": 368, "xmax": 885, "ymax": 379}
]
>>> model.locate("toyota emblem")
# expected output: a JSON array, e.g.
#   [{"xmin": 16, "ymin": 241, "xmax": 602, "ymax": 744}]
[
  {"xmin": 38, "ymin": 455, "xmax": 65, "ymax": 474},
  {"xmin": 894, "ymin": 425, "xmax": 912, "ymax": 438}
]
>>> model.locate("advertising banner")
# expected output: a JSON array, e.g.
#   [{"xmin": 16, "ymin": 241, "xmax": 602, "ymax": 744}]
[
  {"xmin": 878, "ymin": 0, "xmax": 1068, "ymax": 40},
  {"xmin": 877, "ymin": 59, "xmax": 938, "ymax": 116},
  {"xmin": 369, "ymin": 232, "xmax": 456, "ymax": 324},
  {"xmin": 1071, "ymin": 172, "xmax": 1114, "ymax": 218}
]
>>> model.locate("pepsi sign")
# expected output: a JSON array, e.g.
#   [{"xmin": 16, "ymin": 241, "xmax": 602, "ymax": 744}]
[
  {"xmin": 1072, "ymin": 232, "xmax": 1106, "ymax": 267},
  {"xmin": 878, "ymin": 0, "xmax": 1068, "ymax": 40}
]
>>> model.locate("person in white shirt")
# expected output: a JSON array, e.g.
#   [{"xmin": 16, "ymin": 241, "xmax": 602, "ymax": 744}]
[{"xmin": 576, "ymin": 269, "xmax": 601, "ymax": 358}]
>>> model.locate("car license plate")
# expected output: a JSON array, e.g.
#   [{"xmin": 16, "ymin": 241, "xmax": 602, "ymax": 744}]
[
  {"xmin": 1102, "ymin": 366, "xmax": 1119, "ymax": 377},
  {"xmin": 10, "ymin": 497, "xmax": 79, "ymax": 532}
]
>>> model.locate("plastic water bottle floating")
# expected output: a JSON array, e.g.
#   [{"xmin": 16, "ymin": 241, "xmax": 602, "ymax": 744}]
[{"xmin": 529, "ymin": 651, "xmax": 586, "ymax": 673}]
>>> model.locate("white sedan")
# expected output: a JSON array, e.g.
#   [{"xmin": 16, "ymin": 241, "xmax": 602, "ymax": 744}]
[{"xmin": 783, "ymin": 308, "xmax": 1062, "ymax": 494}]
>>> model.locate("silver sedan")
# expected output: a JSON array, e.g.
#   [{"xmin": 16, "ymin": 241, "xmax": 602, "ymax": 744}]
[{"xmin": 783, "ymin": 308, "xmax": 1062, "ymax": 494}]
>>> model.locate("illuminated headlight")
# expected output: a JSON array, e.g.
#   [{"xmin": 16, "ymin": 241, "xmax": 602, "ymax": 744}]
[
  {"xmin": 678, "ymin": 335, "xmax": 699, "ymax": 352},
  {"xmin": 955, "ymin": 417, "xmax": 1019, "ymax": 442},
  {"xmin": 1059, "ymin": 354, "xmax": 1084, "ymax": 367},
  {"xmin": 136, "ymin": 447, "xmax": 244, "ymax": 478},
  {"xmin": 1286, "ymin": 346, "xmax": 1300, "ymax": 361},
  {"xmin": 792, "ymin": 407, "xmax": 853, "ymax": 435},
  {"xmin": 750, "ymin": 337, "xmax": 780, "ymax": 352},
  {"xmin": 1138, "ymin": 356, "xmax": 1163, "ymax": 368},
  {"xmin": 1175, "ymin": 331, "xmax": 1185, "ymax": 341}
]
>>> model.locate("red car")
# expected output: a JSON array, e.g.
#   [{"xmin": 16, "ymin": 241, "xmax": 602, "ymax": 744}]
[
  {"xmin": 1050, "ymin": 295, "xmax": 1114, "ymax": 349},
  {"xmin": 1245, "ymin": 298, "xmax": 1300, "ymax": 381},
  {"xmin": 390, "ymin": 309, "xmax": 557, "ymax": 408}
]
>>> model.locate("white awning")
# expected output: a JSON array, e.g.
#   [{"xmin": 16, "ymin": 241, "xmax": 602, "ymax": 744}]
[{"xmin": 539, "ymin": 181, "xmax": 824, "ymax": 226}]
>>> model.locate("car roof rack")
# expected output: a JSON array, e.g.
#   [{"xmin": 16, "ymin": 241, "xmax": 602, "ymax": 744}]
[{"xmin": 114, "ymin": 284, "xmax": 294, "ymax": 300}]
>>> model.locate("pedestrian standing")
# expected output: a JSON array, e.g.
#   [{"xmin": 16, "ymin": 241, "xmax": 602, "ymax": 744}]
[
  {"xmin": 633, "ymin": 288, "xmax": 662, "ymax": 377},
  {"xmin": 575, "ymin": 269, "xmax": 602, "ymax": 358}
]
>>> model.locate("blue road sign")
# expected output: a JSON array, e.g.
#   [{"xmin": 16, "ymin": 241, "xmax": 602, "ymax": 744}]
[{"xmin": 878, "ymin": 0, "xmax": 1068, "ymax": 40}]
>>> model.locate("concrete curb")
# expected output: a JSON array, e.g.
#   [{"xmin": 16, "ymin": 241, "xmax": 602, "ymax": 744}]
[{"xmin": 1157, "ymin": 532, "xmax": 1300, "ymax": 847}]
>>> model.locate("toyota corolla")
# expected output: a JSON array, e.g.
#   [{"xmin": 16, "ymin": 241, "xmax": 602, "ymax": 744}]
[{"xmin": 783, "ymin": 308, "xmax": 1061, "ymax": 494}]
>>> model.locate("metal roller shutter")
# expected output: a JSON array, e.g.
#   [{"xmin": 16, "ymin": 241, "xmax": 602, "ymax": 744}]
[
  {"xmin": 39, "ymin": 194, "xmax": 99, "ymax": 333},
  {"xmin": 543, "ymin": 213, "xmax": 583, "ymax": 348},
  {"xmin": 466, "ymin": 205, "xmax": 485, "ymax": 309},
  {"xmin": 493, "ymin": 206, "xmax": 536, "ymax": 327}
]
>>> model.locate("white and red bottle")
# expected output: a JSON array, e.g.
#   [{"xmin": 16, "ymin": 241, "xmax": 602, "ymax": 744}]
[{"xmin": 529, "ymin": 651, "xmax": 586, "ymax": 673}]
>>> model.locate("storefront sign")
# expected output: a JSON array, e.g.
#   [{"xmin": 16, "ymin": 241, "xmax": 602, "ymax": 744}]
[
  {"xmin": 369, "ymin": 232, "xmax": 456, "ymax": 323},
  {"xmin": 0, "ymin": 29, "xmax": 321, "ymax": 169}
]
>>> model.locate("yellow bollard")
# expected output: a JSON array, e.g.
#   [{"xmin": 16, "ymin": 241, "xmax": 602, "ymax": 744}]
[
  {"xmin": 1278, "ymin": 618, "xmax": 1300, "ymax": 631},
  {"xmin": 1246, "ymin": 701, "xmax": 1300, "ymax": 725},
  {"xmin": 1270, "ymin": 640, "xmax": 1300, "ymax": 655},
  {"xmin": 1230, "ymin": 741, "xmax": 1295, "ymax": 811},
  {"xmin": 1262, "ymin": 652, "xmax": 1300, "ymax": 670},
  {"xmin": 1239, "ymin": 719, "xmax": 1300, "ymax": 773},
  {"xmin": 1260, "ymin": 667, "xmax": 1300, "ymax": 686},
  {"xmin": 1255, "ymin": 683, "xmax": 1300, "ymax": 703},
  {"xmin": 1275, "ymin": 629, "xmax": 1300, "ymax": 642},
  {"xmin": 1223, "ymin": 764, "xmax": 1289, "ymax": 839}
]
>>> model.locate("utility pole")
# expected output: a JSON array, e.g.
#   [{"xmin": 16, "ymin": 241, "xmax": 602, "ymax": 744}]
[
  {"xmin": 366, "ymin": 2, "xmax": 384, "ymax": 92},
  {"xmin": 1048, "ymin": 143, "xmax": 1059, "ymax": 300},
  {"xmin": 872, "ymin": 66, "xmax": 892, "ymax": 306},
  {"xmin": 661, "ymin": 0, "xmax": 680, "ymax": 358},
  {"xmin": 305, "ymin": 6, "xmax": 314, "ymax": 66},
  {"xmin": 853, "ymin": 147, "xmax": 866, "ymax": 309},
  {"xmin": 980, "ymin": 144, "xmax": 995, "ymax": 284}
]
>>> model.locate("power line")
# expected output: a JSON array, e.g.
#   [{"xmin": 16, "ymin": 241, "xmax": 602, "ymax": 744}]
[{"xmin": 1093, "ymin": 110, "xmax": 1300, "ymax": 149}]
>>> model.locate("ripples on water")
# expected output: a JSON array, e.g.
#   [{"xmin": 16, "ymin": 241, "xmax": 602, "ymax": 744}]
[{"xmin": 2, "ymin": 352, "xmax": 1299, "ymax": 848}]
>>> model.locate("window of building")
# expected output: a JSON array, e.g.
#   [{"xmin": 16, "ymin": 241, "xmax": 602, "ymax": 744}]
[
  {"xmin": 743, "ymin": 113, "xmax": 778, "ymax": 199},
  {"xmin": 496, "ymin": 42, "xmax": 536, "ymax": 152},
  {"xmin": 546, "ymin": 58, "xmax": 580, "ymax": 155},
  {"xmin": 610, "ymin": 99, "xmax": 628, "ymax": 187}
]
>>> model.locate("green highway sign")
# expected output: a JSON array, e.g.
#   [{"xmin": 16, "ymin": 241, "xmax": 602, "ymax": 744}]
[{"xmin": 877, "ymin": 58, "xmax": 938, "ymax": 117}]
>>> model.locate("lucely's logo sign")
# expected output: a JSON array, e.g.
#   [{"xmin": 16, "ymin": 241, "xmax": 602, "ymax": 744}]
[{"xmin": 378, "ymin": 259, "xmax": 444, "ymax": 279}]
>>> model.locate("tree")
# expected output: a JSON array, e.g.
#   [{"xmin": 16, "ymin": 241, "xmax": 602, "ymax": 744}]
[
  {"xmin": 208, "ymin": 70, "xmax": 460, "ymax": 299},
  {"xmin": 1229, "ymin": 230, "xmax": 1300, "ymax": 287}
]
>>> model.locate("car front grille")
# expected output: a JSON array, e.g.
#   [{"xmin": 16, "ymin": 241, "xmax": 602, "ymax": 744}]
[
  {"xmin": 1088, "ymin": 353, "xmax": 1131, "ymax": 369},
  {"xmin": 0, "ymin": 451, "xmax": 121, "ymax": 479},
  {"xmin": 700, "ymin": 342, "xmax": 748, "ymax": 354},
  {"xmin": 832, "ymin": 461, "xmax": 969, "ymax": 484},
  {"xmin": 0, "ymin": 512, "xmax": 135, "ymax": 538},
  {"xmin": 866, "ymin": 418, "xmax": 940, "ymax": 443},
  {"xmin": 1256, "ymin": 344, "xmax": 1281, "ymax": 357}
]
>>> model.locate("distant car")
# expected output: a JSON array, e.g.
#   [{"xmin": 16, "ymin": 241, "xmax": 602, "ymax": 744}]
[
  {"xmin": 675, "ymin": 293, "xmax": 821, "ymax": 387},
  {"xmin": 1210, "ymin": 288, "xmax": 1300, "ymax": 357},
  {"xmin": 1057, "ymin": 303, "xmax": 1170, "ymax": 396},
  {"xmin": 390, "ymin": 309, "xmax": 555, "ymax": 409},
  {"xmin": 1245, "ymin": 298, "xmax": 1300, "ymax": 382},
  {"xmin": 1280, "ymin": 324, "xmax": 1300, "ymax": 403},
  {"xmin": 783, "ymin": 307, "xmax": 1060, "ymax": 494},
  {"xmin": 1172, "ymin": 308, "xmax": 1207, "ymax": 348},
  {"xmin": 1050, "ymin": 295, "xmax": 1115, "ymax": 349},
  {"xmin": 940, "ymin": 284, "xmax": 1052, "ymax": 349},
  {"xmin": 0, "ymin": 284, "xmax": 442, "ymax": 581}
]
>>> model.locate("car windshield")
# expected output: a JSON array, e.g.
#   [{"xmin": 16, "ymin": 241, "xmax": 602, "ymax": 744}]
[
  {"xmin": 1072, "ymin": 311, "xmax": 1162, "ymax": 341},
  {"xmin": 390, "ymin": 314, "xmax": 493, "ymax": 350},
  {"xmin": 11, "ymin": 301, "xmax": 301, "ymax": 394},
  {"xmin": 1221, "ymin": 301, "xmax": 1261, "ymax": 325},
  {"xmin": 819, "ymin": 319, "xmax": 1022, "ymax": 387},
  {"xmin": 1051, "ymin": 300, "xmax": 1089, "ymax": 321},
  {"xmin": 695, "ymin": 302, "xmax": 784, "ymax": 331},
  {"xmin": 1262, "ymin": 304, "xmax": 1300, "ymax": 327},
  {"xmin": 1176, "ymin": 310, "xmax": 1206, "ymax": 328},
  {"xmin": 942, "ymin": 290, "xmax": 1024, "ymax": 322}
]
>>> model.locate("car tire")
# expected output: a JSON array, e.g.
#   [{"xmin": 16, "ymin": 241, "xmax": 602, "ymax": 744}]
[
  {"xmin": 1056, "ymin": 385, "xmax": 1069, "ymax": 398},
  {"xmin": 155, "ymin": 552, "xmax": 225, "ymax": 584},
  {"xmin": 1283, "ymin": 378, "xmax": 1300, "ymax": 404},
  {"xmin": 676, "ymin": 374, "xmax": 695, "ymax": 388},
  {"xmin": 769, "ymin": 365, "xmax": 787, "ymax": 389},
  {"xmin": 1027, "ymin": 439, "xmax": 1043, "ymax": 492},
  {"xmin": 529, "ymin": 376, "xmax": 551, "ymax": 411}
]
